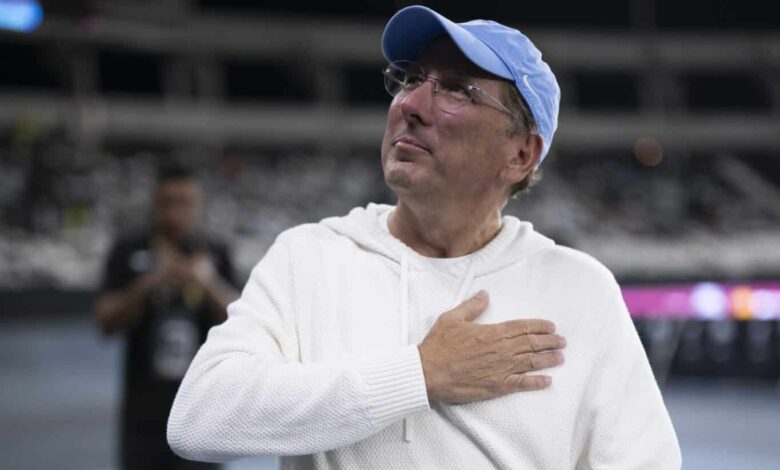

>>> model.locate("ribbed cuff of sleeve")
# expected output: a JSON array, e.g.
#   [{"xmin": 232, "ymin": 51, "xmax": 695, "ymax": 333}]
[{"xmin": 358, "ymin": 344, "xmax": 431, "ymax": 431}]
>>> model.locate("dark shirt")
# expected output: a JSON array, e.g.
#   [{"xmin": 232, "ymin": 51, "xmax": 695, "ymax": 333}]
[{"xmin": 100, "ymin": 232, "xmax": 236, "ymax": 446}]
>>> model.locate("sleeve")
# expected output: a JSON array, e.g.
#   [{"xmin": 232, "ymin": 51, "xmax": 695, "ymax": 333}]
[
  {"xmin": 167, "ymin": 235, "xmax": 430, "ymax": 462},
  {"xmin": 575, "ymin": 277, "xmax": 682, "ymax": 470}
]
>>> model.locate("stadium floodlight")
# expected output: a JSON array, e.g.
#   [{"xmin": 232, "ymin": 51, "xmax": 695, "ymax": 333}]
[{"xmin": 0, "ymin": 0, "xmax": 43, "ymax": 32}]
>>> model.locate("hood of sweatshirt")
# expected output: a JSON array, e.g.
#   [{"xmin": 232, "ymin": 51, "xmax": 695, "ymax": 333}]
[{"xmin": 321, "ymin": 203, "xmax": 555, "ymax": 442}]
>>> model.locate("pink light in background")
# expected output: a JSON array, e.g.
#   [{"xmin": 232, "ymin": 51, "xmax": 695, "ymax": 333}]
[{"xmin": 621, "ymin": 281, "xmax": 780, "ymax": 320}]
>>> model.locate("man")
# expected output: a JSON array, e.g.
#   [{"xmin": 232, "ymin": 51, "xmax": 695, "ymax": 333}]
[
  {"xmin": 95, "ymin": 164, "xmax": 239, "ymax": 470},
  {"xmin": 168, "ymin": 6, "xmax": 681, "ymax": 469}
]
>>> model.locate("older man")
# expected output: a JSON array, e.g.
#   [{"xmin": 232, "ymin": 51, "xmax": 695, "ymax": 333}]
[{"xmin": 168, "ymin": 5, "xmax": 680, "ymax": 469}]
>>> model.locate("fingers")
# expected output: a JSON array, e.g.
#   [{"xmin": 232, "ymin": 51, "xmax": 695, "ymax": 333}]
[
  {"xmin": 509, "ymin": 333, "xmax": 566, "ymax": 354},
  {"xmin": 501, "ymin": 318, "xmax": 557, "ymax": 337},
  {"xmin": 506, "ymin": 374, "xmax": 553, "ymax": 392},
  {"xmin": 512, "ymin": 350, "xmax": 564, "ymax": 374},
  {"xmin": 445, "ymin": 290, "xmax": 489, "ymax": 322}
]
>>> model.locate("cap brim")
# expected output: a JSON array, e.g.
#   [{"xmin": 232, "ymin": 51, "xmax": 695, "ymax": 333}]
[{"xmin": 382, "ymin": 6, "xmax": 512, "ymax": 80}]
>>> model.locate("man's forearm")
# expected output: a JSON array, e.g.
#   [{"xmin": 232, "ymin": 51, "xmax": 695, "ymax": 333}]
[
  {"xmin": 200, "ymin": 275, "xmax": 239, "ymax": 322},
  {"xmin": 94, "ymin": 273, "xmax": 159, "ymax": 334},
  {"xmin": 168, "ymin": 331, "xmax": 429, "ymax": 460}
]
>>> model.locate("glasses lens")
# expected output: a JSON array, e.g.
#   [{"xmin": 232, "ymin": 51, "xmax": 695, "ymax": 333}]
[
  {"xmin": 383, "ymin": 61, "xmax": 425, "ymax": 97},
  {"xmin": 383, "ymin": 63, "xmax": 406, "ymax": 96}
]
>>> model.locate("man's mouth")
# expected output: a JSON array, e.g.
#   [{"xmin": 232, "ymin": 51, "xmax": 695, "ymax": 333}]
[{"xmin": 394, "ymin": 136, "xmax": 430, "ymax": 153}]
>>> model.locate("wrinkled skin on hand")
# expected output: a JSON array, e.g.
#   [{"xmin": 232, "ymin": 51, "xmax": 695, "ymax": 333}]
[{"xmin": 418, "ymin": 291, "xmax": 566, "ymax": 404}]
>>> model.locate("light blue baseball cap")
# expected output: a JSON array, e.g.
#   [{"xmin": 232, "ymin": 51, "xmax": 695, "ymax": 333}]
[{"xmin": 382, "ymin": 5, "xmax": 561, "ymax": 165}]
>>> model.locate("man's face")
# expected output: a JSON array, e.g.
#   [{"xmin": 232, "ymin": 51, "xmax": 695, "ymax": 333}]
[
  {"xmin": 153, "ymin": 178, "xmax": 202, "ymax": 240},
  {"xmin": 381, "ymin": 37, "xmax": 521, "ymax": 204}
]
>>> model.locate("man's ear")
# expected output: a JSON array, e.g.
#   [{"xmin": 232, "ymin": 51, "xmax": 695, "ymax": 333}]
[{"xmin": 503, "ymin": 133, "xmax": 543, "ymax": 185}]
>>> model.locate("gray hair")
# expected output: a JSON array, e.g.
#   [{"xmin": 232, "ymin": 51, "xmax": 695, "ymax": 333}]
[{"xmin": 502, "ymin": 83, "xmax": 543, "ymax": 198}]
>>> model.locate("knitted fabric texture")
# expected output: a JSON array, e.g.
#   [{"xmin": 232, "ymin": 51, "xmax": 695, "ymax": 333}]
[{"xmin": 168, "ymin": 203, "xmax": 681, "ymax": 469}]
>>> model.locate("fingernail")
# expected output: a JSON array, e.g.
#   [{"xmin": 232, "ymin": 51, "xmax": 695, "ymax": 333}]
[
  {"xmin": 554, "ymin": 351, "xmax": 565, "ymax": 363},
  {"xmin": 557, "ymin": 335, "xmax": 567, "ymax": 347},
  {"xmin": 475, "ymin": 290, "xmax": 487, "ymax": 301},
  {"xmin": 543, "ymin": 376, "xmax": 552, "ymax": 386}
]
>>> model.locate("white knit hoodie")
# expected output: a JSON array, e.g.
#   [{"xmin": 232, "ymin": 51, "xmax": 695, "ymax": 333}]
[{"xmin": 168, "ymin": 203, "xmax": 681, "ymax": 469}]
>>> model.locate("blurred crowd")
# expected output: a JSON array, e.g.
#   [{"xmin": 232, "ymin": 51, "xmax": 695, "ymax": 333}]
[
  {"xmin": 0, "ymin": 129, "xmax": 387, "ymax": 288},
  {"xmin": 2, "ymin": 126, "xmax": 779, "ymax": 289}
]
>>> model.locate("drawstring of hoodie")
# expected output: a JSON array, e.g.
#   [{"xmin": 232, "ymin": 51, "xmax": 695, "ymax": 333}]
[
  {"xmin": 400, "ymin": 251, "xmax": 479, "ymax": 443},
  {"xmin": 400, "ymin": 250, "xmax": 413, "ymax": 442},
  {"xmin": 451, "ymin": 257, "xmax": 478, "ymax": 309}
]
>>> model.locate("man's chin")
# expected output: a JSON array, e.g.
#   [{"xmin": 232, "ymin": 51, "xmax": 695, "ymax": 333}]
[
  {"xmin": 384, "ymin": 164, "xmax": 415, "ymax": 188},
  {"xmin": 384, "ymin": 169, "xmax": 435, "ymax": 199}
]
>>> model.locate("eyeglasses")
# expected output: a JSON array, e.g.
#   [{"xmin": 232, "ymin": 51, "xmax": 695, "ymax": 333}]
[{"xmin": 382, "ymin": 60, "xmax": 515, "ymax": 117}]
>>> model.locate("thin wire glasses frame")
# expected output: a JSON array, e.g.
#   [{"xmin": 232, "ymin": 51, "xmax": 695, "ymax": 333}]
[{"xmin": 382, "ymin": 60, "xmax": 515, "ymax": 117}]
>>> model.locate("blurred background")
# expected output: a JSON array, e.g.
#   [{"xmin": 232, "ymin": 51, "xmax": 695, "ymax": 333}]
[{"xmin": 1, "ymin": 0, "xmax": 779, "ymax": 469}]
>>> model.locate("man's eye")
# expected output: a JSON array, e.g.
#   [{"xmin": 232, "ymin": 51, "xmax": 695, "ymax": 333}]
[
  {"xmin": 405, "ymin": 74, "xmax": 425, "ymax": 86},
  {"xmin": 440, "ymin": 81, "xmax": 472, "ymax": 100}
]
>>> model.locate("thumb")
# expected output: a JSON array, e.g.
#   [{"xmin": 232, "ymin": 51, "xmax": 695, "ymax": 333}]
[{"xmin": 449, "ymin": 290, "xmax": 489, "ymax": 322}]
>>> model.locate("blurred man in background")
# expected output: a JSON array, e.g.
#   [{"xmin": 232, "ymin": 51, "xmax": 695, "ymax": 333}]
[
  {"xmin": 168, "ymin": 5, "xmax": 680, "ymax": 469},
  {"xmin": 95, "ymin": 164, "xmax": 238, "ymax": 470}
]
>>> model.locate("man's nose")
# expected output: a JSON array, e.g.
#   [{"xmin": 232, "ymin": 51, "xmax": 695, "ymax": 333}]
[{"xmin": 399, "ymin": 80, "xmax": 435, "ymax": 124}]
